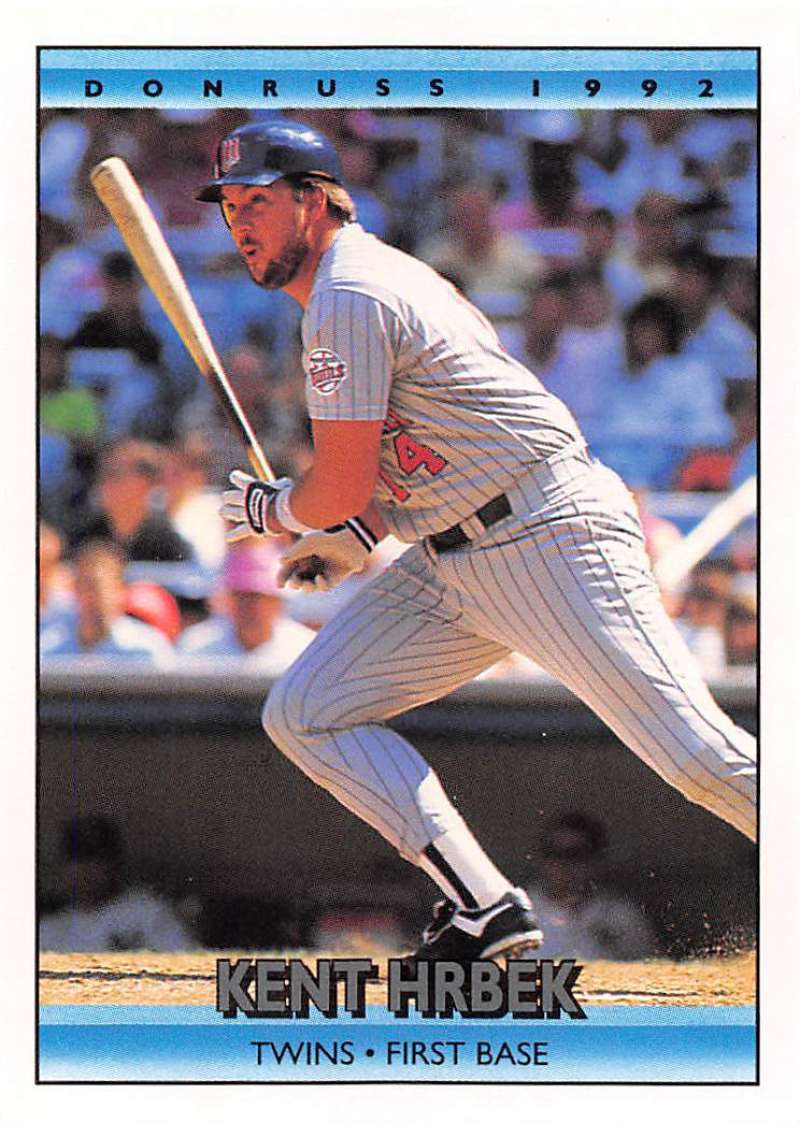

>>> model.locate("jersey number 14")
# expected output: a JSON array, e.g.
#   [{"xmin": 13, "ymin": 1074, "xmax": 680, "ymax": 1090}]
[{"xmin": 381, "ymin": 410, "xmax": 447, "ymax": 502}]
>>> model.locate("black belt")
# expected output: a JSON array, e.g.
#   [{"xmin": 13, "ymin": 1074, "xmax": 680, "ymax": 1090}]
[{"xmin": 427, "ymin": 493, "xmax": 512, "ymax": 554}]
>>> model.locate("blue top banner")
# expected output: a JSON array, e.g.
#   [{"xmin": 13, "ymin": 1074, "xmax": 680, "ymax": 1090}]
[{"xmin": 39, "ymin": 48, "xmax": 758, "ymax": 109}]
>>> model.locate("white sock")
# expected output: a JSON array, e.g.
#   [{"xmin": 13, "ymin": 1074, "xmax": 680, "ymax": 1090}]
[{"xmin": 418, "ymin": 828, "xmax": 513, "ymax": 911}]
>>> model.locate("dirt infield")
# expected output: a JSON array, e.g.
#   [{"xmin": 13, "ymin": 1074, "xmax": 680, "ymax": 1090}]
[{"xmin": 39, "ymin": 950, "xmax": 755, "ymax": 1006}]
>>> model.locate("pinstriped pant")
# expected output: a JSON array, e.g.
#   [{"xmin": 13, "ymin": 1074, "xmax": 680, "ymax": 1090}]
[{"xmin": 263, "ymin": 452, "xmax": 757, "ymax": 862}]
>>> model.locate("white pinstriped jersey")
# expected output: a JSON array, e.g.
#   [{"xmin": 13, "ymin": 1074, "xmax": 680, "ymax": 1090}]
[
  {"xmin": 302, "ymin": 223, "xmax": 582, "ymax": 542},
  {"xmin": 264, "ymin": 228, "xmax": 755, "ymax": 913}
]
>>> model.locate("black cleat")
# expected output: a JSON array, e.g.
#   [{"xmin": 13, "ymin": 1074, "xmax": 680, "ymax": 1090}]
[{"xmin": 408, "ymin": 888, "xmax": 544, "ymax": 964}]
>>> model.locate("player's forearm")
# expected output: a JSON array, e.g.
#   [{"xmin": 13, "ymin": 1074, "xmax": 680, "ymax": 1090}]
[
  {"xmin": 271, "ymin": 417, "xmax": 386, "ymax": 533},
  {"xmin": 355, "ymin": 500, "xmax": 387, "ymax": 542},
  {"xmin": 287, "ymin": 469, "xmax": 379, "ymax": 530}
]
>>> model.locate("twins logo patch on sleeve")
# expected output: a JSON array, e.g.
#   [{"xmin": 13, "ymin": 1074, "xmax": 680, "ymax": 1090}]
[{"xmin": 306, "ymin": 348, "xmax": 349, "ymax": 395}]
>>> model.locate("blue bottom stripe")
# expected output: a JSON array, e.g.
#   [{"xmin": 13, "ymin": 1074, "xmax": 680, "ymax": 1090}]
[{"xmin": 39, "ymin": 1006, "xmax": 756, "ymax": 1083}]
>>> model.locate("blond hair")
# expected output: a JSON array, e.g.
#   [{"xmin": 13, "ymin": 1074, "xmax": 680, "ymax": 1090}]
[{"xmin": 289, "ymin": 175, "xmax": 357, "ymax": 225}]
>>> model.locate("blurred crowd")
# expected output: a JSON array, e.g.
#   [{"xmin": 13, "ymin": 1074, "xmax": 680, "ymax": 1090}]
[
  {"xmin": 38, "ymin": 107, "xmax": 757, "ymax": 961},
  {"xmin": 39, "ymin": 106, "xmax": 758, "ymax": 676}
]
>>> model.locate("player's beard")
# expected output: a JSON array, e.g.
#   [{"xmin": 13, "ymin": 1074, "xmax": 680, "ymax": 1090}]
[{"xmin": 256, "ymin": 234, "xmax": 309, "ymax": 290}]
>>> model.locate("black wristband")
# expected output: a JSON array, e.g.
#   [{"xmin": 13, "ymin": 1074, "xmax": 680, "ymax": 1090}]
[
  {"xmin": 344, "ymin": 516, "xmax": 379, "ymax": 553},
  {"xmin": 245, "ymin": 481, "xmax": 272, "ymax": 534}
]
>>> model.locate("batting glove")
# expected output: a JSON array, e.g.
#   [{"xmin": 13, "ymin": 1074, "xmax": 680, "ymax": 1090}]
[
  {"xmin": 277, "ymin": 518, "xmax": 379, "ymax": 592},
  {"xmin": 220, "ymin": 470, "xmax": 293, "ymax": 543}
]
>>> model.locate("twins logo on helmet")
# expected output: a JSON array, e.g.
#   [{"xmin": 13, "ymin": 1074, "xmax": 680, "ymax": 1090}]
[
  {"xmin": 306, "ymin": 348, "xmax": 349, "ymax": 395},
  {"xmin": 219, "ymin": 137, "xmax": 241, "ymax": 174}
]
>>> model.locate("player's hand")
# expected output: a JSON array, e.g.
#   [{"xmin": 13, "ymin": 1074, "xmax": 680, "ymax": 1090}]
[
  {"xmin": 219, "ymin": 470, "xmax": 293, "ymax": 542},
  {"xmin": 277, "ymin": 518, "xmax": 378, "ymax": 592}
]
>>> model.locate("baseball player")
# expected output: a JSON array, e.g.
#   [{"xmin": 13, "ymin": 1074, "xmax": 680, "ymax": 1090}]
[{"xmin": 200, "ymin": 120, "xmax": 756, "ymax": 963}]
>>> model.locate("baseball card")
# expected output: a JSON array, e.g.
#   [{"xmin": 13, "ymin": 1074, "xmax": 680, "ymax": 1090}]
[{"xmin": 6, "ymin": 6, "xmax": 797, "ymax": 1119}]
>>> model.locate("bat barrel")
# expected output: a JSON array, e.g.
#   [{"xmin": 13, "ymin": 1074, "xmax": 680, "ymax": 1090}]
[{"xmin": 90, "ymin": 157, "xmax": 275, "ymax": 482}]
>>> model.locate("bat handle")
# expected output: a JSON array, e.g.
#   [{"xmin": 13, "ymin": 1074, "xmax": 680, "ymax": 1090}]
[{"xmin": 247, "ymin": 443, "xmax": 275, "ymax": 483}]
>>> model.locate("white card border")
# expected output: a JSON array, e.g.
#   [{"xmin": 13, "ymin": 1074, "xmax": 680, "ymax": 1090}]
[{"xmin": 5, "ymin": 3, "xmax": 799, "ymax": 1120}]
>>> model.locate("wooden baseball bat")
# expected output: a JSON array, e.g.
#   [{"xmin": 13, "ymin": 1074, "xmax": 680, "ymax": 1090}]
[{"xmin": 89, "ymin": 156, "xmax": 274, "ymax": 482}]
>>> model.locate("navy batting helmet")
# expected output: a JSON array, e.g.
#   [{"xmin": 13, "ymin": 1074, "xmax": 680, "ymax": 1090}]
[{"xmin": 195, "ymin": 120, "xmax": 343, "ymax": 203}]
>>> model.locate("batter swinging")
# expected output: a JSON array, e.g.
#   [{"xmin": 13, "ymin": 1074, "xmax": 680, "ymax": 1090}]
[{"xmin": 200, "ymin": 121, "xmax": 756, "ymax": 962}]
